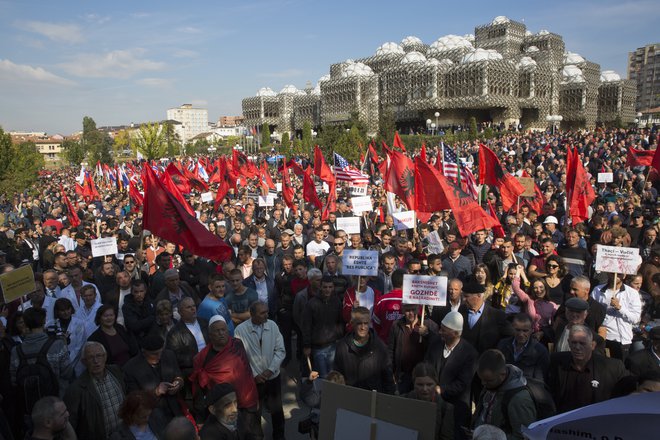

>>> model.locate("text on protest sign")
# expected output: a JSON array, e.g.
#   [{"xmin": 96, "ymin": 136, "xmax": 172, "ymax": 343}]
[
  {"xmin": 258, "ymin": 194, "xmax": 275, "ymax": 207},
  {"xmin": 392, "ymin": 211, "xmax": 416, "ymax": 230},
  {"xmin": 348, "ymin": 186, "xmax": 367, "ymax": 196},
  {"xmin": 516, "ymin": 177, "xmax": 535, "ymax": 197},
  {"xmin": 336, "ymin": 216, "xmax": 361, "ymax": 235},
  {"xmin": 402, "ymin": 274, "xmax": 448, "ymax": 306},
  {"xmin": 0, "ymin": 265, "xmax": 36, "ymax": 303},
  {"xmin": 351, "ymin": 196, "xmax": 372, "ymax": 214},
  {"xmin": 594, "ymin": 245, "xmax": 642, "ymax": 275},
  {"xmin": 200, "ymin": 192, "xmax": 213, "ymax": 203},
  {"xmin": 91, "ymin": 237, "xmax": 119, "ymax": 258},
  {"xmin": 597, "ymin": 172, "xmax": 614, "ymax": 183},
  {"xmin": 342, "ymin": 250, "xmax": 379, "ymax": 276}
]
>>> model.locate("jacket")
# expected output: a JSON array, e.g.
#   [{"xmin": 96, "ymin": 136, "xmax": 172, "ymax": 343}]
[
  {"xmin": 9, "ymin": 332, "xmax": 69, "ymax": 390},
  {"xmin": 497, "ymin": 337, "xmax": 550, "ymax": 381},
  {"xmin": 63, "ymin": 365, "xmax": 125, "ymax": 440},
  {"xmin": 121, "ymin": 294, "xmax": 156, "ymax": 341},
  {"xmin": 199, "ymin": 415, "xmax": 239, "ymax": 440},
  {"xmin": 473, "ymin": 365, "xmax": 536, "ymax": 440},
  {"xmin": 459, "ymin": 303, "xmax": 513, "ymax": 354},
  {"xmin": 234, "ymin": 318, "xmax": 285, "ymax": 378},
  {"xmin": 388, "ymin": 317, "xmax": 438, "ymax": 376},
  {"xmin": 165, "ymin": 318, "xmax": 209, "ymax": 376},
  {"xmin": 154, "ymin": 281, "xmax": 201, "ymax": 307},
  {"xmin": 333, "ymin": 330, "xmax": 395, "ymax": 394},
  {"xmin": 242, "ymin": 275, "xmax": 278, "ymax": 319},
  {"xmin": 108, "ymin": 409, "xmax": 168, "ymax": 440},
  {"xmin": 302, "ymin": 294, "xmax": 344, "ymax": 348},
  {"xmin": 625, "ymin": 347, "xmax": 660, "ymax": 377},
  {"xmin": 87, "ymin": 324, "xmax": 139, "ymax": 367}
]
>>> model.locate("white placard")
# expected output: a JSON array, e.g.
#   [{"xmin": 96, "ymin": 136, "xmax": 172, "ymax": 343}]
[
  {"xmin": 200, "ymin": 191, "xmax": 213, "ymax": 202},
  {"xmin": 276, "ymin": 182, "xmax": 282, "ymax": 192},
  {"xmin": 258, "ymin": 194, "xmax": 275, "ymax": 207},
  {"xmin": 402, "ymin": 274, "xmax": 448, "ymax": 306},
  {"xmin": 597, "ymin": 172, "xmax": 613, "ymax": 183},
  {"xmin": 351, "ymin": 196, "xmax": 372, "ymax": 214},
  {"xmin": 91, "ymin": 237, "xmax": 119, "ymax": 258},
  {"xmin": 342, "ymin": 250, "xmax": 379, "ymax": 276},
  {"xmin": 348, "ymin": 185, "xmax": 367, "ymax": 196},
  {"xmin": 595, "ymin": 245, "xmax": 642, "ymax": 275},
  {"xmin": 392, "ymin": 210, "xmax": 416, "ymax": 230},
  {"xmin": 336, "ymin": 216, "xmax": 361, "ymax": 234}
]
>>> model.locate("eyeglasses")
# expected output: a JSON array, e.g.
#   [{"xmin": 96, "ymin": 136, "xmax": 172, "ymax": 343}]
[
  {"xmin": 322, "ymin": 229, "xmax": 330, "ymax": 232},
  {"xmin": 333, "ymin": 243, "xmax": 344, "ymax": 246},
  {"xmin": 547, "ymin": 264, "xmax": 559, "ymax": 269}
]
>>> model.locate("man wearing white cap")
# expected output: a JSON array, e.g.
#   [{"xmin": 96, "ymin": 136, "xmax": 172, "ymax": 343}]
[
  {"xmin": 426, "ymin": 311, "xmax": 478, "ymax": 440},
  {"xmin": 542, "ymin": 215, "xmax": 564, "ymax": 246}
]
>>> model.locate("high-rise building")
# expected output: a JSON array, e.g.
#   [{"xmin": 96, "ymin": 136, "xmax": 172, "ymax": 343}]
[
  {"xmin": 628, "ymin": 43, "xmax": 659, "ymax": 111},
  {"xmin": 166, "ymin": 104, "xmax": 209, "ymax": 144}
]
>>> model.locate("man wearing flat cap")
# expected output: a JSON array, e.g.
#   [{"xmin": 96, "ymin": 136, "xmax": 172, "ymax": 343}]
[
  {"xmin": 155, "ymin": 268, "xmax": 201, "ymax": 320},
  {"xmin": 458, "ymin": 282, "xmax": 513, "ymax": 354},
  {"xmin": 199, "ymin": 383, "xmax": 240, "ymax": 440}
]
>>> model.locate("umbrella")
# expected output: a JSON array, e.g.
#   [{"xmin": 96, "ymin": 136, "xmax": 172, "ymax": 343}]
[{"xmin": 522, "ymin": 392, "xmax": 660, "ymax": 439}]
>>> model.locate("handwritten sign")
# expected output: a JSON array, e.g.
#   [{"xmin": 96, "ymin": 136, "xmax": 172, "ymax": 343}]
[
  {"xmin": 392, "ymin": 211, "xmax": 416, "ymax": 230},
  {"xmin": 0, "ymin": 265, "xmax": 36, "ymax": 303},
  {"xmin": 276, "ymin": 182, "xmax": 282, "ymax": 192},
  {"xmin": 91, "ymin": 237, "xmax": 119, "ymax": 258},
  {"xmin": 342, "ymin": 250, "xmax": 379, "ymax": 276},
  {"xmin": 200, "ymin": 191, "xmax": 213, "ymax": 203},
  {"xmin": 402, "ymin": 274, "xmax": 447, "ymax": 306},
  {"xmin": 595, "ymin": 245, "xmax": 642, "ymax": 275},
  {"xmin": 597, "ymin": 172, "xmax": 613, "ymax": 183},
  {"xmin": 258, "ymin": 194, "xmax": 275, "ymax": 207},
  {"xmin": 517, "ymin": 177, "xmax": 535, "ymax": 197},
  {"xmin": 351, "ymin": 196, "xmax": 372, "ymax": 214},
  {"xmin": 348, "ymin": 186, "xmax": 367, "ymax": 196},
  {"xmin": 336, "ymin": 216, "xmax": 361, "ymax": 235}
]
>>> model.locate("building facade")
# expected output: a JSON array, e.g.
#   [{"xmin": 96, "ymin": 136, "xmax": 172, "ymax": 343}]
[
  {"xmin": 166, "ymin": 104, "xmax": 209, "ymax": 145},
  {"xmin": 10, "ymin": 132, "xmax": 64, "ymax": 162},
  {"xmin": 242, "ymin": 16, "xmax": 636, "ymax": 136},
  {"xmin": 628, "ymin": 43, "xmax": 659, "ymax": 111}
]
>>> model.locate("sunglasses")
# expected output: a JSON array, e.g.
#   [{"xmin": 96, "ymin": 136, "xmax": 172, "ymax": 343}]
[
  {"xmin": 333, "ymin": 243, "xmax": 344, "ymax": 246},
  {"xmin": 547, "ymin": 264, "xmax": 559, "ymax": 269}
]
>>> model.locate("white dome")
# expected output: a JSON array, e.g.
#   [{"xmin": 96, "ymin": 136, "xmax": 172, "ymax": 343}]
[
  {"xmin": 341, "ymin": 62, "xmax": 374, "ymax": 78},
  {"xmin": 525, "ymin": 30, "xmax": 533, "ymax": 36},
  {"xmin": 562, "ymin": 65, "xmax": 585, "ymax": 83},
  {"xmin": 318, "ymin": 74, "xmax": 330, "ymax": 83},
  {"xmin": 295, "ymin": 89, "xmax": 307, "ymax": 96},
  {"xmin": 461, "ymin": 48, "xmax": 503, "ymax": 63},
  {"xmin": 376, "ymin": 42, "xmax": 405, "ymax": 56},
  {"xmin": 600, "ymin": 70, "xmax": 621, "ymax": 82},
  {"xmin": 426, "ymin": 58, "xmax": 441, "ymax": 66},
  {"xmin": 430, "ymin": 35, "xmax": 474, "ymax": 51},
  {"xmin": 538, "ymin": 29, "xmax": 549, "ymax": 35},
  {"xmin": 401, "ymin": 36, "xmax": 423, "ymax": 46},
  {"xmin": 279, "ymin": 84, "xmax": 298, "ymax": 94},
  {"xmin": 311, "ymin": 84, "xmax": 321, "ymax": 95},
  {"xmin": 437, "ymin": 58, "xmax": 454, "ymax": 67},
  {"xmin": 517, "ymin": 57, "xmax": 537, "ymax": 70},
  {"xmin": 564, "ymin": 51, "xmax": 585, "ymax": 65},
  {"xmin": 256, "ymin": 87, "xmax": 276, "ymax": 97},
  {"xmin": 401, "ymin": 51, "xmax": 427, "ymax": 64},
  {"xmin": 463, "ymin": 33, "xmax": 475, "ymax": 42},
  {"xmin": 525, "ymin": 45, "xmax": 540, "ymax": 53},
  {"xmin": 492, "ymin": 16, "xmax": 510, "ymax": 25}
]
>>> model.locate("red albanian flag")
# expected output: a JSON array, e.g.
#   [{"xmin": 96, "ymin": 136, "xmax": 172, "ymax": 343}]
[
  {"xmin": 627, "ymin": 147, "xmax": 655, "ymax": 167},
  {"xmin": 478, "ymin": 144, "xmax": 524, "ymax": 211},
  {"xmin": 567, "ymin": 147, "xmax": 596, "ymax": 224},
  {"xmin": 60, "ymin": 185, "xmax": 80, "ymax": 228},
  {"xmin": 384, "ymin": 148, "xmax": 416, "ymax": 210}
]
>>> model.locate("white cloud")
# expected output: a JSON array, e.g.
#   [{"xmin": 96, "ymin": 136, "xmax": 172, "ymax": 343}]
[
  {"xmin": 136, "ymin": 77, "xmax": 173, "ymax": 88},
  {"xmin": 172, "ymin": 49, "xmax": 199, "ymax": 58},
  {"xmin": 59, "ymin": 49, "xmax": 165, "ymax": 79},
  {"xmin": 177, "ymin": 26, "xmax": 202, "ymax": 34},
  {"xmin": 82, "ymin": 14, "xmax": 111, "ymax": 25},
  {"xmin": 257, "ymin": 68, "xmax": 305, "ymax": 78},
  {"xmin": 15, "ymin": 20, "xmax": 84, "ymax": 44},
  {"xmin": 190, "ymin": 99, "xmax": 208, "ymax": 106},
  {"xmin": 0, "ymin": 58, "xmax": 74, "ymax": 85}
]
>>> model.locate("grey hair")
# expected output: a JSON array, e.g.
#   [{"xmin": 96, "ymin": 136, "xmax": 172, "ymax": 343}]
[
  {"xmin": 473, "ymin": 424, "xmax": 507, "ymax": 440},
  {"xmin": 568, "ymin": 324, "xmax": 593, "ymax": 343},
  {"xmin": 570, "ymin": 275, "xmax": 590, "ymax": 291},
  {"xmin": 83, "ymin": 341, "xmax": 107, "ymax": 357},
  {"xmin": 307, "ymin": 268, "xmax": 323, "ymax": 280}
]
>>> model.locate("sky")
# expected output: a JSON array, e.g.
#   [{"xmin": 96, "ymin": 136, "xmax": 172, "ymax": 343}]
[{"xmin": 0, "ymin": 0, "xmax": 657, "ymax": 135}]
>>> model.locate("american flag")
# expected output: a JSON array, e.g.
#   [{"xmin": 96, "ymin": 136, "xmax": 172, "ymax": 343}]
[
  {"xmin": 442, "ymin": 144, "xmax": 478, "ymax": 199},
  {"xmin": 334, "ymin": 153, "xmax": 370, "ymax": 185}
]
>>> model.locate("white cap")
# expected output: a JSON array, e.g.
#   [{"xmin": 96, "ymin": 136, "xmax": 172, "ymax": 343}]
[
  {"xmin": 208, "ymin": 315, "xmax": 227, "ymax": 329},
  {"xmin": 543, "ymin": 215, "xmax": 558, "ymax": 224},
  {"xmin": 441, "ymin": 311, "xmax": 464, "ymax": 332}
]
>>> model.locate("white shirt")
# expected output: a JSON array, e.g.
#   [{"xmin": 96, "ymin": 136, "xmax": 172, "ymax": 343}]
[
  {"xmin": 355, "ymin": 286, "xmax": 376, "ymax": 314},
  {"xmin": 591, "ymin": 284, "xmax": 642, "ymax": 345},
  {"xmin": 185, "ymin": 320, "xmax": 207, "ymax": 352},
  {"xmin": 306, "ymin": 240, "xmax": 330, "ymax": 257},
  {"xmin": 116, "ymin": 288, "xmax": 131, "ymax": 326},
  {"xmin": 254, "ymin": 277, "xmax": 269, "ymax": 304},
  {"xmin": 20, "ymin": 296, "xmax": 56, "ymax": 327}
]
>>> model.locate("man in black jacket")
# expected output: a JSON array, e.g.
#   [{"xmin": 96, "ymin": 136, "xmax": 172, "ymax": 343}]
[
  {"xmin": 334, "ymin": 307, "xmax": 395, "ymax": 394},
  {"xmin": 122, "ymin": 280, "xmax": 155, "ymax": 342},
  {"xmin": 547, "ymin": 324, "xmax": 628, "ymax": 413},
  {"xmin": 497, "ymin": 313, "xmax": 549, "ymax": 381},
  {"xmin": 425, "ymin": 311, "xmax": 478, "ymax": 440},
  {"xmin": 459, "ymin": 282, "xmax": 513, "ymax": 354},
  {"xmin": 199, "ymin": 383, "xmax": 240, "ymax": 440},
  {"xmin": 625, "ymin": 326, "xmax": 660, "ymax": 377}
]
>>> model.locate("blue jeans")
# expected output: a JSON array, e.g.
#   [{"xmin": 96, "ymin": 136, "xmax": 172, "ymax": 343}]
[{"xmin": 312, "ymin": 344, "xmax": 336, "ymax": 379}]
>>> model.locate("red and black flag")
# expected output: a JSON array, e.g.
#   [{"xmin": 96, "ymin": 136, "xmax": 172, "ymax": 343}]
[
  {"xmin": 384, "ymin": 148, "xmax": 416, "ymax": 210},
  {"xmin": 478, "ymin": 144, "xmax": 524, "ymax": 211}
]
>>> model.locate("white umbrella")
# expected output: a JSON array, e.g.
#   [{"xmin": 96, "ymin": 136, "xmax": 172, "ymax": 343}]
[{"xmin": 522, "ymin": 392, "xmax": 660, "ymax": 439}]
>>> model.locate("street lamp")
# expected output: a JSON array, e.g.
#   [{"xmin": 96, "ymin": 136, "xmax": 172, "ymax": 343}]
[
  {"xmin": 431, "ymin": 123, "xmax": 436, "ymax": 136},
  {"xmin": 545, "ymin": 115, "xmax": 563, "ymax": 135},
  {"xmin": 426, "ymin": 118, "xmax": 432, "ymax": 134},
  {"xmin": 434, "ymin": 111, "xmax": 440, "ymax": 133}
]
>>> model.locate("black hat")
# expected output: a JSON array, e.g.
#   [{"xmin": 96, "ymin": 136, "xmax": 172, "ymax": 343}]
[
  {"xmin": 462, "ymin": 282, "xmax": 486, "ymax": 295},
  {"xmin": 207, "ymin": 383, "xmax": 236, "ymax": 407},
  {"xmin": 631, "ymin": 210, "xmax": 643, "ymax": 218},
  {"xmin": 141, "ymin": 334, "xmax": 164, "ymax": 351},
  {"xmin": 565, "ymin": 297, "xmax": 589, "ymax": 311}
]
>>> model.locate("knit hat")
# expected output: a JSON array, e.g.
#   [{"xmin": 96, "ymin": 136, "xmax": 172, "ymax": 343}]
[
  {"xmin": 142, "ymin": 334, "xmax": 164, "ymax": 351},
  {"xmin": 441, "ymin": 311, "xmax": 464, "ymax": 332},
  {"xmin": 209, "ymin": 315, "xmax": 227, "ymax": 329},
  {"xmin": 207, "ymin": 383, "xmax": 237, "ymax": 408}
]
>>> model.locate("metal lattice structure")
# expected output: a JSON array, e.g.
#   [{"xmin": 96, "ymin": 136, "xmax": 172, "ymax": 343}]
[{"xmin": 242, "ymin": 16, "xmax": 636, "ymax": 135}]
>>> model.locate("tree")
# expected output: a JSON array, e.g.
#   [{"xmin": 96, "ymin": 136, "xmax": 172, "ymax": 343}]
[
  {"xmin": 0, "ymin": 128, "xmax": 44, "ymax": 195},
  {"xmin": 62, "ymin": 139, "xmax": 85, "ymax": 165},
  {"xmin": 468, "ymin": 116, "xmax": 478, "ymax": 141},
  {"xmin": 81, "ymin": 116, "xmax": 112, "ymax": 164},
  {"xmin": 135, "ymin": 123, "xmax": 166, "ymax": 160},
  {"xmin": 163, "ymin": 122, "xmax": 182, "ymax": 157},
  {"xmin": 261, "ymin": 123, "xmax": 271, "ymax": 148},
  {"xmin": 378, "ymin": 106, "xmax": 397, "ymax": 147},
  {"xmin": 302, "ymin": 121, "xmax": 313, "ymax": 152},
  {"xmin": 113, "ymin": 129, "xmax": 131, "ymax": 156},
  {"xmin": 281, "ymin": 132, "xmax": 291, "ymax": 150}
]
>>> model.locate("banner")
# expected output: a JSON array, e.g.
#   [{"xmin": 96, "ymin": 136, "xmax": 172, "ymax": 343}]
[
  {"xmin": 0, "ymin": 265, "xmax": 36, "ymax": 303},
  {"xmin": 392, "ymin": 210, "xmax": 416, "ymax": 230},
  {"xmin": 517, "ymin": 177, "xmax": 536, "ymax": 197},
  {"xmin": 200, "ymin": 191, "xmax": 214, "ymax": 203},
  {"xmin": 258, "ymin": 194, "xmax": 275, "ymax": 207},
  {"xmin": 336, "ymin": 216, "xmax": 361, "ymax": 234},
  {"xmin": 595, "ymin": 245, "xmax": 642, "ymax": 275},
  {"xmin": 342, "ymin": 249, "xmax": 379, "ymax": 276},
  {"xmin": 351, "ymin": 196, "xmax": 372, "ymax": 214},
  {"xmin": 597, "ymin": 172, "xmax": 614, "ymax": 183},
  {"xmin": 348, "ymin": 185, "xmax": 367, "ymax": 196},
  {"xmin": 91, "ymin": 237, "xmax": 119, "ymax": 258},
  {"xmin": 402, "ymin": 274, "xmax": 447, "ymax": 306}
]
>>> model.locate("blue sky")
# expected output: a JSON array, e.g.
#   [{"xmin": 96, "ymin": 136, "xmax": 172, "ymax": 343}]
[{"xmin": 0, "ymin": 0, "xmax": 657, "ymax": 134}]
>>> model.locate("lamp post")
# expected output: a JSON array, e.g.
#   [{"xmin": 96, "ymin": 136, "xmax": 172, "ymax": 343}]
[
  {"xmin": 426, "ymin": 118, "xmax": 432, "ymax": 135},
  {"xmin": 431, "ymin": 122, "xmax": 436, "ymax": 136},
  {"xmin": 636, "ymin": 112, "xmax": 643, "ymax": 127},
  {"xmin": 434, "ymin": 111, "xmax": 440, "ymax": 133}
]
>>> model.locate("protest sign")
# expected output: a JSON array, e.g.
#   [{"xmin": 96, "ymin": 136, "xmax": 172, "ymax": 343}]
[
  {"xmin": 336, "ymin": 216, "xmax": 361, "ymax": 234},
  {"xmin": 351, "ymin": 196, "xmax": 372, "ymax": 214},
  {"xmin": 597, "ymin": 172, "xmax": 614, "ymax": 183},
  {"xmin": 348, "ymin": 186, "xmax": 367, "ymax": 196},
  {"xmin": 342, "ymin": 249, "xmax": 379, "ymax": 276},
  {"xmin": 402, "ymin": 274, "xmax": 447, "ymax": 306},
  {"xmin": 200, "ymin": 191, "xmax": 213, "ymax": 203},
  {"xmin": 258, "ymin": 194, "xmax": 275, "ymax": 207},
  {"xmin": 276, "ymin": 182, "xmax": 282, "ymax": 192},
  {"xmin": 392, "ymin": 210, "xmax": 416, "ymax": 230},
  {"xmin": 595, "ymin": 245, "xmax": 642, "ymax": 275},
  {"xmin": 91, "ymin": 237, "xmax": 119, "ymax": 258},
  {"xmin": 0, "ymin": 265, "xmax": 36, "ymax": 303},
  {"xmin": 517, "ymin": 177, "xmax": 535, "ymax": 197}
]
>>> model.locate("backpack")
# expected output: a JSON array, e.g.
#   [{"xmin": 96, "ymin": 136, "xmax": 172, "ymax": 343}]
[
  {"xmin": 15, "ymin": 337, "xmax": 60, "ymax": 414},
  {"xmin": 501, "ymin": 377, "xmax": 556, "ymax": 431}
]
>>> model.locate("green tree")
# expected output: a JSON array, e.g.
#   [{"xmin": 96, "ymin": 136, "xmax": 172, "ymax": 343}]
[
  {"xmin": 112, "ymin": 129, "xmax": 131, "ymax": 156},
  {"xmin": 0, "ymin": 128, "xmax": 44, "ymax": 194},
  {"xmin": 302, "ymin": 121, "xmax": 313, "ymax": 151},
  {"xmin": 468, "ymin": 116, "xmax": 478, "ymax": 141},
  {"xmin": 261, "ymin": 123, "xmax": 271, "ymax": 148},
  {"xmin": 281, "ymin": 132, "xmax": 291, "ymax": 150},
  {"xmin": 82, "ymin": 116, "xmax": 112, "ymax": 164},
  {"xmin": 62, "ymin": 139, "xmax": 85, "ymax": 165},
  {"xmin": 378, "ymin": 106, "xmax": 397, "ymax": 147},
  {"xmin": 163, "ymin": 122, "xmax": 182, "ymax": 157},
  {"xmin": 135, "ymin": 123, "xmax": 166, "ymax": 160}
]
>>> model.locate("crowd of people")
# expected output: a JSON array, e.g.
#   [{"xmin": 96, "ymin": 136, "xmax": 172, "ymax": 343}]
[{"xmin": 0, "ymin": 125, "xmax": 659, "ymax": 440}]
